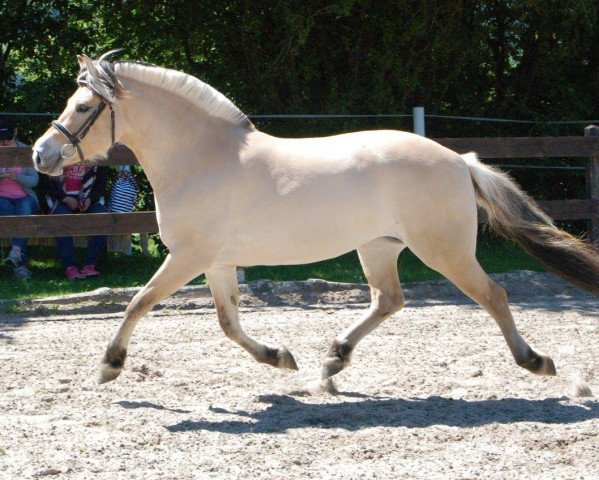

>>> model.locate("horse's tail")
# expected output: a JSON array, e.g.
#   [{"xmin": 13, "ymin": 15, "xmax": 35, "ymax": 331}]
[{"xmin": 462, "ymin": 152, "xmax": 599, "ymax": 294}]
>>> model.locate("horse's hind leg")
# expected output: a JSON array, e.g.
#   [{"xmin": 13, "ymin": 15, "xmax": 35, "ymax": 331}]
[
  {"xmin": 205, "ymin": 264, "xmax": 298, "ymax": 370},
  {"xmin": 322, "ymin": 237, "xmax": 405, "ymax": 379},
  {"xmin": 99, "ymin": 253, "xmax": 208, "ymax": 384},
  {"xmin": 410, "ymin": 242, "xmax": 556, "ymax": 376}
]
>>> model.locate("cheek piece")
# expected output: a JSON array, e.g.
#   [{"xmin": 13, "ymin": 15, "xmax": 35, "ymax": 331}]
[{"xmin": 51, "ymin": 80, "xmax": 116, "ymax": 162}]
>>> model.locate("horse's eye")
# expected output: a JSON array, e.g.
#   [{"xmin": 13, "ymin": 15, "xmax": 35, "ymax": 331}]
[{"xmin": 76, "ymin": 104, "xmax": 90, "ymax": 113}]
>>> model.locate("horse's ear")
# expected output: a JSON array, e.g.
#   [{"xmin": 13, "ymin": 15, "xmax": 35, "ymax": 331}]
[
  {"xmin": 77, "ymin": 55, "xmax": 86, "ymax": 70},
  {"xmin": 81, "ymin": 54, "xmax": 99, "ymax": 77},
  {"xmin": 98, "ymin": 49, "xmax": 125, "ymax": 63}
]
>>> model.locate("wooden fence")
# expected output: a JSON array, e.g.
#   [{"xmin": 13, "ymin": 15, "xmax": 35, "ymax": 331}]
[{"xmin": 1, "ymin": 127, "xmax": 598, "ymax": 245}]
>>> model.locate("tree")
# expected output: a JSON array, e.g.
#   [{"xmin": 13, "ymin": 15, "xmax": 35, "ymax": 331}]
[{"xmin": 2, "ymin": 1, "xmax": 598, "ymax": 139}]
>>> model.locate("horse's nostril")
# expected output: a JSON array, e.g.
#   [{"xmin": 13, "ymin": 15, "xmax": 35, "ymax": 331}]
[{"xmin": 32, "ymin": 150, "xmax": 41, "ymax": 167}]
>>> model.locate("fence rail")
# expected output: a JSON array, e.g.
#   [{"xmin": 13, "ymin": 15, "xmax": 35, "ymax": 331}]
[
  {"xmin": 2, "ymin": 136, "xmax": 596, "ymax": 167},
  {"xmin": 1, "ymin": 130, "xmax": 598, "ymax": 243},
  {"xmin": 0, "ymin": 212, "xmax": 158, "ymax": 237}
]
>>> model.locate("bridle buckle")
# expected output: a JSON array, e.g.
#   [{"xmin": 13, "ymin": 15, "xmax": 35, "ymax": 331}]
[{"xmin": 51, "ymin": 88, "xmax": 116, "ymax": 163}]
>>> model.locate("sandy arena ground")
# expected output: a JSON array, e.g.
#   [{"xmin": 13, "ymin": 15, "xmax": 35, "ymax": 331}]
[{"xmin": 0, "ymin": 271, "xmax": 597, "ymax": 479}]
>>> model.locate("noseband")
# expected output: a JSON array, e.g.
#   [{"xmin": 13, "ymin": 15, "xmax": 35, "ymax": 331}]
[{"xmin": 52, "ymin": 84, "xmax": 116, "ymax": 163}]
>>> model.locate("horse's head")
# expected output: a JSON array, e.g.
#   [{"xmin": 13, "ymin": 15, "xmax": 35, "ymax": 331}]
[{"xmin": 33, "ymin": 51, "xmax": 124, "ymax": 175}]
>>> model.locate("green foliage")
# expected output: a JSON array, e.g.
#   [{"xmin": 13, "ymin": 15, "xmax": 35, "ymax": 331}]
[{"xmin": 2, "ymin": 1, "xmax": 598, "ymax": 140}]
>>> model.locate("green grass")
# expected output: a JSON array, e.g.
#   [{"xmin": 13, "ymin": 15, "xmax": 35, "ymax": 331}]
[
  {"xmin": 0, "ymin": 233, "xmax": 543, "ymax": 301},
  {"xmin": 245, "ymin": 233, "xmax": 544, "ymax": 283},
  {"xmin": 0, "ymin": 247, "xmax": 165, "ymax": 301}
]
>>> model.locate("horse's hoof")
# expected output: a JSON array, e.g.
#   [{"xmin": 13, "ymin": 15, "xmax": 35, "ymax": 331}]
[
  {"xmin": 99, "ymin": 344, "xmax": 127, "ymax": 384},
  {"xmin": 317, "ymin": 377, "xmax": 339, "ymax": 395},
  {"xmin": 537, "ymin": 356, "xmax": 557, "ymax": 376},
  {"xmin": 261, "ymin": 346, "xmax": 298, "ymax": 370},
  {"xmin": 321, "ymin": 339, "xmax": 352, "ymax": 379},
  {"xmin": 518, "ymin": 351, "xmax": 557, "ymax": 376},
  {"xmin": 277, "ymin": 347, "xmax": 299, "ymax": 370},
  {"xmin": 98, "ymin": 364, "xmax": 123, "ymax": 384},
  {"xmin": 321, "ymin": 357, "xmax": 345, "ymax": 379}
]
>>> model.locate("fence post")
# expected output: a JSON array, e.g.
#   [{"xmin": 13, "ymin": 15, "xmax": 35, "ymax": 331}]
[
  {"xmin": 413, "ymin": 107, "xmax": 425, "ymax": 136},
  {"xmin": 585, "ymin": 125, "xmax": 599, "ymax": 246},
  {"xmin": 236, "ymin": 267, "xmax": 246, "ymax": 284}
]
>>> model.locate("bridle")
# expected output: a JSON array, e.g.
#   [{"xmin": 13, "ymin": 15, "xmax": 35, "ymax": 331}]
[{"xmin": 51, "ymin": 76, "xmax": 116, "ymax": 163}]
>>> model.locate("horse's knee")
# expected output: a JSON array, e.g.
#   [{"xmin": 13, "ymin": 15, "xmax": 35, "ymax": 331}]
[
  {"xmin": 390, "ymin": 289, "xmax": 406, "ymax": 312},
  {"xmin": 125, "ymin": 293, "xmax": 154, "ymax": 320},
  {"xmin": 372, "ymin": 288, "xmax": 405, "ymax": 316}
]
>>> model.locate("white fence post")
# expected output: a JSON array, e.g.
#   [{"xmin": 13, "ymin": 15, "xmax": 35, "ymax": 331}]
[
  {"xmin": 413, "ymin": 106, "xmax": 425, "ymax": 136},
  {"xmin": 236, "ymin": 267, "xmax": 246, "ymax": 284}
]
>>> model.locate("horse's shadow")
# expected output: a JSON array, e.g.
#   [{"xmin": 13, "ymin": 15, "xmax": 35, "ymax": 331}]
[
  {"xmin": 166, "ymin": 393, "xmax": 599, "ymax": 434},
  {"xmin": 0, "ymin": 314, "xmax": 26, "ymax": 344},
  {"xmin": 114, "ymin": 400, "xmax": 192, "ymax": 414}
]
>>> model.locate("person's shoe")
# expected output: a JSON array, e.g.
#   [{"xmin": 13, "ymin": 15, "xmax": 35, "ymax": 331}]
[
  {"xmin": 80, "ymin": 264, "xmax": 100, "ymax": 278},
  {"xmin": 4, "ymin": 247, "xmax": 24, "ymax": 267},
  {"xmin": 65, "ymin": 266, "xmax": 84, "ymax": 281},
  {"xmin": 13, "ymin": 265, "xmax": 32, "ymax": 280}
]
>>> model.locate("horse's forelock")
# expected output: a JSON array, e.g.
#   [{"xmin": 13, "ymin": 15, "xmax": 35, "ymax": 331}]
[{"xmin": 78, "ymin": 59, "xmax": 125, "ymax": 103}]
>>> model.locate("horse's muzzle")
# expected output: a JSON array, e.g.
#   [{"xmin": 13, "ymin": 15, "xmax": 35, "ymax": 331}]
[{"xmin": 32, "ymin": 147, "xmax": 64, "ymax": 175}]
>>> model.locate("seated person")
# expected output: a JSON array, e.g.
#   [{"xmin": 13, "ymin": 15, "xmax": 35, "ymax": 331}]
[
  {"xmin": 0, "ymin": 115, "xmax": 39, "ymax": 280},
  {"xmin": 107, "ymin": 165, "xmax": 139, "ymax": 255},
  {"xmin": 43, "ymin": 164, "xmax": 109, "ymax": 280},
  {"xmin": 107, "ymin": 165, "xmax": 138, "ymax": 213}
]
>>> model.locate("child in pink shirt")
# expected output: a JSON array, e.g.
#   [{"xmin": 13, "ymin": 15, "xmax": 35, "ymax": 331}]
[
  {"xmin": 44, "ymin": 163, "xmax": 109, "ymax": 280},
  {"xmin": 0, "ymin": 116, "xmax": 40, "ymax": 279}
]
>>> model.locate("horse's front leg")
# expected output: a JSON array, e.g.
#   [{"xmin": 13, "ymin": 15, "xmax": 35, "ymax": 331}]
[
  {"xmin": 99, "ymin": 252, "xmax": 209, "ymax": 384},
  {"xmin": 205, "ymin": 264, "xmax": 298, "ymax": 370}
]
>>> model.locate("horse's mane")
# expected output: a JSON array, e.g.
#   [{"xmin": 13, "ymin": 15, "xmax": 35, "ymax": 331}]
[{"xmin": 82, "ymin": 58, "xmax": 253, "ymax": 129}]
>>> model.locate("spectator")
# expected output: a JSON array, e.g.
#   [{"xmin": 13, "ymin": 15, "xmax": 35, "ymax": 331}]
[
  {"xmin": 43, "ymin": 164, "xmax": 109, "ymax": 280},
  {"xmin": 107, "ymin": 165, "xmax": 139, "ymax": 255},
  {"xmin": 0, "ymin": 115, "xmax": 39, "ymax": 280},
  {"xmin": 107, "ymin": 165, "xmax": 138, "ymax": 213}
]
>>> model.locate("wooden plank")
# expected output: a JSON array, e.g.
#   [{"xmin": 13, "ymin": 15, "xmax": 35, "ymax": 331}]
[
  {"xmin": 585, "ymin": 125, "xmax": 599, "ymax": 245},
  {"xmin": 0, "ymin": 146, "xmax": 32, "ymax": 167},
  {"xmin": 433, "ymin": 136, "xmax": 599, "ymax": 158},
  {"xmin": 0, "ymin": 199, "xmax": 595, "ymax": 239},
  {"xmin": 1, "ymin": 135, "xmax": 597, "ymax": 242},
  {"xmin": 537, "ymin": 199, "xmax": 599, "ymax": 221},
  {"xmin": 0, "ymin": 212, "xmax": 158, "ymax": 238},
  {"xmin": 2, "ymin": 137, "xmax": 599, "ymax": 167},
  {"xmin": 0, "ymin": 143, "xmax": 139, "ymax": 167}
]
